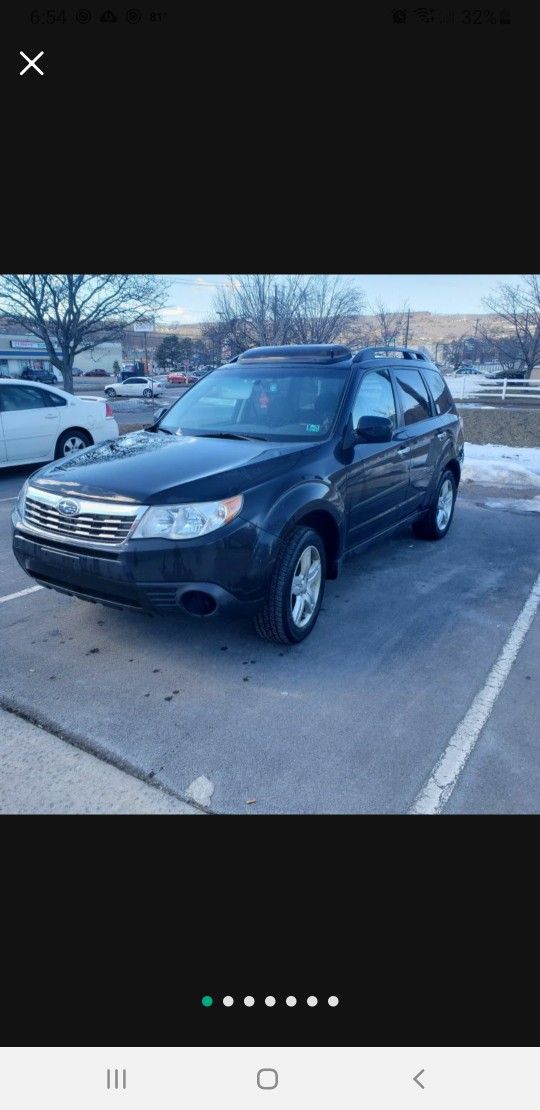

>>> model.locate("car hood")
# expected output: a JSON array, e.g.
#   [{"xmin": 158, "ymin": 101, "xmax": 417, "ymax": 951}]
[{"xmin": 29, "ymin": 429, "xmax": 310, "ymax": 504}]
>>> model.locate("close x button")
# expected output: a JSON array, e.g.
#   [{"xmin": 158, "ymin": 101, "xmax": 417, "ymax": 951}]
[{"xmin": 19, "ymin": 51, "xmax": 45, "ymax": 76}]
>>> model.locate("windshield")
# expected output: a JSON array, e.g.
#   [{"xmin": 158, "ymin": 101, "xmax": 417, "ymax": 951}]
[{"xmin": 157, "ymin": 363, "xmax": 350, "ymax": 442}]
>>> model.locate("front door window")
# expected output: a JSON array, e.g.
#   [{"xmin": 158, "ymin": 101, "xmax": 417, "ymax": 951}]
[{"xmin": 352, "ymin": 370, "xmax": 397, "ymax": 430}]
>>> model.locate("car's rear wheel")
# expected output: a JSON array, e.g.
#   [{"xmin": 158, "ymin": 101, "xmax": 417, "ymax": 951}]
[
  {"xmin": 105, "ymin": 387, "xmax": 116, "ymax": 398},
  {"xmin": 55, "ymin": 429, "xmax": 92, "ymax": 458},
  {"xmin": 413, "ymin": 469, "xmax": 457, "ymax": 541},
  {"xmin": 254, "ymin": 526, "xmax": 326, "ymax": 644}
]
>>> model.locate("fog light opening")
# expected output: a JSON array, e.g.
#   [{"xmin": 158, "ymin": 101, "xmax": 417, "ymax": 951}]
[{"xmin": 179, "ymin": 590, "xmax": 217, "ymax": 617}]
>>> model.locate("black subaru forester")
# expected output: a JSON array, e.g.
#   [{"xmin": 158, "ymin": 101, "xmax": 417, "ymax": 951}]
[{"xmin": 12, "ymin": 344, "xmax": 464, "ymax": 644}]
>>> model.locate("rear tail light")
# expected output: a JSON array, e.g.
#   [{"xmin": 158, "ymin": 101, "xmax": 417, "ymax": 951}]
[{"xmin": 105, "ymin": 402, "xmax": 113, "ymax": 418}]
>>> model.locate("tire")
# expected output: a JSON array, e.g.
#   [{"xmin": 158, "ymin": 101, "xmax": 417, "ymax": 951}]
[
  {"xmin": 143, "ymin": 388, "xmax": 152, "ymax": 398},
  {"xmin": 413, "ymin": 469, "xmax": 457, "ymax": 541},
  {"xmin": 254, "ymin": 526, "xmax": 326, "ymax": 645},
  {"xmin": 55, "ymin": 429, "xmax": 92, "ymax": 459},
  {"xmin": 105, "ymin": 388, "xmax": 116, "ymax": 398}
]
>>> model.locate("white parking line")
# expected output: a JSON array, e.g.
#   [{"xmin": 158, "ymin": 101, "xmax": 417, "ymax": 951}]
[
  {"xmin": 0, "ymin": 586, "xmax": 44, "ymax": 605},
  {"xmin": 0, "ymin": 496, "xmax": 17, "ymax": 502},
  {"xmin": 410, "ymin": 569, "xmax": 540, "ymax": 815}
]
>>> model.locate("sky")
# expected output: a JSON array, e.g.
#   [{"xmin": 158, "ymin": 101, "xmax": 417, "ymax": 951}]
[{"xmin": 158, "ymin": 274, "xmax": 522, "ymax": 325}]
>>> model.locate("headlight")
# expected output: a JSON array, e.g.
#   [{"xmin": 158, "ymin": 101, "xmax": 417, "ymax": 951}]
[
  {"xmin": 17, "ymin": 479, "xmax": 29, "ymax": 517},
  {"xmin": 132, "ymin": 494, "xmax": 244, "ymax": 540}
]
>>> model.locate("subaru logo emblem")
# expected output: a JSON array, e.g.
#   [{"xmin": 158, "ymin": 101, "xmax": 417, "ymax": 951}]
[{"xmin": 58, "ymin": 498, "xmax": 80, "ymax": 517}]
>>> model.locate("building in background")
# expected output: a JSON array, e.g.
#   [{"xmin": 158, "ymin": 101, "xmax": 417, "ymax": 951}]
[{"xmin": 0, "ymin": 327, "xmax": 122, "ymax": 381}]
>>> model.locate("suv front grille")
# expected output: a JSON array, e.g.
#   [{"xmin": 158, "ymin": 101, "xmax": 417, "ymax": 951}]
[{"xmin": 24, "ymin": 495, "xmax": 138, "ymax": 545}]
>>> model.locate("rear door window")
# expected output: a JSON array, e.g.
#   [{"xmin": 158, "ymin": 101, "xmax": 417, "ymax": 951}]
[
  {"xmin": 41, "ymin": 390, "xmax": 67, "ymax": 407},
  {"xmin": 393, "ymin": 369, "xmax": 432, "ymax": 426},
  {"xmin": 422, "ymin": 368, "xmax": 454, "ymax": 415}
]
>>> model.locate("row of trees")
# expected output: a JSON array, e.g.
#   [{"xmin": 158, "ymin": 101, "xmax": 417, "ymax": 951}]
[
  {"xmin": 200, "ymin": 279, "xmax": 414, "ymax": 361},
  {"xmin": 155, "ymin": 335, "xmax": 196, "ymax": 370},
  {"xmin": 1, "ymin": 274, "xmax": 539, "ymax": 390},
  {"xmin": 205, "ymin": 274, "xmax": 540, "ymax": 378}
]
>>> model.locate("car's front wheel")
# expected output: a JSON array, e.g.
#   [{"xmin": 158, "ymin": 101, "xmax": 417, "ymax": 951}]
[
  {"xmin": 143, "ymin": 388, "xmax": 152, "ymax": 398},
  {"xmin": 254, "ymin": 526, "xmax": 326, "ymax": 645},
  {"xmin": 55, "ymin": 429, "xmax": 92, "ymax": 458},
  {"xmin": 105, "ymin": 388, "xmax": 117, "ymax": 398},
  {"xmin": 413, "ymin": 469, "xmax": 457, "ymax": 540}
]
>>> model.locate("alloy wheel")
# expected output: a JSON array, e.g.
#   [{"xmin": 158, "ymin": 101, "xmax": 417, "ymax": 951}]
[
  {"xmin": 436, "ymin": 478, "xmax": 454, "ymax": 531},
  {"xmin": 290, "ymin": 545, "xmax": 322, "ymax": 628}
]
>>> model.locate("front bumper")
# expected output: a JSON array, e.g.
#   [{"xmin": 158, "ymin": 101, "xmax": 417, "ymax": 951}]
[{"xmin": 11, "ymin": 510, "xmax": 276, "ymax": 619}]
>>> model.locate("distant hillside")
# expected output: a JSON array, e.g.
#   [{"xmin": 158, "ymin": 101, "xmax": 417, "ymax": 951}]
[
  {"xmin": 363, "ymin": 312, "xmax": 509, "ymax": 350},
  {"xmin": 168, "ymin": 312, "xmax": 510, "ymax": 353}
]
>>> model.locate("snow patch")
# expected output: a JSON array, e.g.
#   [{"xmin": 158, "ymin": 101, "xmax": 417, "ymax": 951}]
[
  {"xmin": 186, "ymin": 775, "xmax": 215, "ymax": 807},
  {"xmin": 462, "ymin": 442, "xmax": 540, "ymax": 488},
  {"xmin": 483, "ymin": 496, "xmax": 540, "ymax": 514}
]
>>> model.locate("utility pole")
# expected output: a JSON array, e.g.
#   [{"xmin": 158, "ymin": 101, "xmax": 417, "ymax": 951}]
[
  {"xmin": 143, "ymin": 329, "xmax": 149, "ymax": 375},
  {"xmin": 404, "ymin": 309, "xmax": 411, "ymax": 348},
  {"xmin": 274, "ymin": 283, "xmax": 278, "ymax": 342}
]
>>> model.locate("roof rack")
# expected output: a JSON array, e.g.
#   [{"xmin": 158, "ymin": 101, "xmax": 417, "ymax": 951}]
[
  {"xmin": 352, "ymin": 346, "xmax": 433, "ymax": 364},
  {"xmin": 236, "ymin": 344, "xmax": 352, "ymax": 364}
]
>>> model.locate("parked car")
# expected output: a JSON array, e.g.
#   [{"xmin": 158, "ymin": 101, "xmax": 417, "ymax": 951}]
[
  {"xmin": 0, "ymin": 379, "xmax": 118, "ymax": 468},
  {"xmin": 167, "ymin": 370, "xmax": 198, "ymax": 385},
  {"xmin": 104, "ymin": 376, "xmax": 163, "ymax": 399},
  {"xmin": 82, "ymin": 368, "xmax": 111, "ymax": 377},
  {"xmin": 11, "ymin": 344, "xmax": 464, "ymax": 644},
  {"xmin": 455, "ymin": 366, "xmax": 482, "ymax": 375},
  {"xmin": 20, "ymin": 367, "xmax": 56, "ymax": 385},
  {"xmin": 72, "ymin": 367, "xmax": 84, "ymax": 377}
]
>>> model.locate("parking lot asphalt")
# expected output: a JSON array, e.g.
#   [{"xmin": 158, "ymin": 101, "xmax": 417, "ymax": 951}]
[
  {"xmin": 73, "ymin": 380, "xmax": 187, "ymax": 427},
  {"xmin": 1, "ymin": 462, "xmax": 538, "ymax": 814}
]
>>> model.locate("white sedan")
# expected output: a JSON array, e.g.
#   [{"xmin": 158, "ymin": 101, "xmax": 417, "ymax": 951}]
[
  {"xmin": 104, "ymin": 376, "xmax": 164, "ymax": 399},
  {"xmin": 0, "ymin": 380, "xmax": 119, "ymax": 468}
]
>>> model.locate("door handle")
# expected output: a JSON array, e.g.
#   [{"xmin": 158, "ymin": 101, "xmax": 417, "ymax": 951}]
[
  {"xmin": 397, "ymin": 445, "xmax": 409, "ymax": 455},
  {"xmin": 44, "ymin": 414, "xmax": 57, "ymax": 419}
]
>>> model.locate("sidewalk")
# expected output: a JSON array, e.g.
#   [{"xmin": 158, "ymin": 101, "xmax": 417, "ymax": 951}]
[{"xmin": 0, "ymin": 706, "xmax": 201, "ymax": 814}]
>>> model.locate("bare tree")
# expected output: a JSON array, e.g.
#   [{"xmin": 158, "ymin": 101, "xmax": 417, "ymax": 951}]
[
  {"xmin": 370, "ymin": 300, "xmax": 410, "ymax": 347},
  {"xmin": 441, "ymin": 335, "xmax": 477, "ymax": 371},
  {"xmin": 482, "ymin": 275, "xmax": 540, "ymax": 379},
  {"xmin": 0, "ymin": 274, "xmax": 169, "ymax": 392},
  {"xmin": 214, "ymin": 275, "xmax": 303, "ymax": 348},
  {"xmin": 289, "ymin": 275, "xmax": 364, "ymax": 344},
  {"xmin": 212, "ymin": 274, "xmax": 364, "ymax": 351},
  {"xmin": 201, "ymin": 318, "xmax": 242, "ymax": 364}
]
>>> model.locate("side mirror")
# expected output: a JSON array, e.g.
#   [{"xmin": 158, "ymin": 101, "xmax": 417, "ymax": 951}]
[
  {"xmin": 151, "ymin": 405, "xmax": 170, "ymax": 426},
  {"xmin": 356, "ymin": 415, "xmax": 393, "ymax": 443}
]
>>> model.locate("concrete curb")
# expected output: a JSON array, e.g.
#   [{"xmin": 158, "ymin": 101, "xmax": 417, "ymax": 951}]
[{"xmin": 0, "ymin": 700, "xmax": 206, "ymax": 815}]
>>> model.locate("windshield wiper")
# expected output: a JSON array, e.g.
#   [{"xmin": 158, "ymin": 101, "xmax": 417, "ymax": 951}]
[{"xmin": 193, "ymin": 431, "xmax": 269, "ymax": 441}]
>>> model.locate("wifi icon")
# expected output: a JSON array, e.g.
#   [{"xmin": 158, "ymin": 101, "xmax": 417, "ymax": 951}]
[
  {"xmin": 413, "ymin": 6, "xmax": 435, "ymax": 20},
  {"xmin": 100, "ymin": 8, "xmax": 118, "ymax": 20}
]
